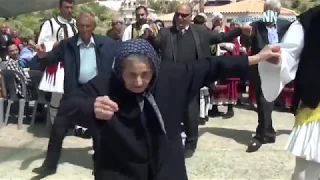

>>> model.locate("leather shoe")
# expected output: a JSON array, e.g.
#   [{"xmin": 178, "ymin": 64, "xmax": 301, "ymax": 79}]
[
  {"xmin": 246, "ymin": 138, "xmax": 262, "ymax": 153},
  {"xmin": 199, "ymin": 116, "xmax": 208, "ymax": 125},
  {"xmin": 246, "ymin": 136, "xmax": 276, "ymax": 153},
  {"xmin": 184, "ymin": 149, "xmax": 195, "ymax": 158},
  {"xmin": 223, "ymin": 111, "xmax": 234, "ymax": 119},
  {"xmin": 208, "ymin": 110, "xmax": 222, "ymax": 118},
  {"xmin": 32, "ymin": 165, "xmax": 57, "ymax": 178}
]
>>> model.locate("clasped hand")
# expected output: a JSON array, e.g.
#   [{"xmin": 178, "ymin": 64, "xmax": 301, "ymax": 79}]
[{"xmin": 258, "ymin": 44, "xmax": 281, "ymax": 64}]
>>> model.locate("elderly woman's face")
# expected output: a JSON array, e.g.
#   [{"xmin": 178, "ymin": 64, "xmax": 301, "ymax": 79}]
[{"xmin": 122, "ymin": 57, "xmax": 154, "ymax": 93}]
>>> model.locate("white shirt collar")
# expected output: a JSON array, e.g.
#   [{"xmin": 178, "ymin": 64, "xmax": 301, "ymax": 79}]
[
  {"xmin": 77, "ymin": 36, "xmax": 95, "ymax": 46},
  {"xmin": 57, "ymin": 15, "xmax": 76, "ymax": 24},
  {"xmin": 177, "ymin": 25, "xmax": 189, "ymax": 32}
]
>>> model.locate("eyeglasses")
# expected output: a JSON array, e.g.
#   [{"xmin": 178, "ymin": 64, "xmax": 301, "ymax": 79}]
[{"xmin": 175, "ymin": 12, "xmax": 190, "ymax": 18}]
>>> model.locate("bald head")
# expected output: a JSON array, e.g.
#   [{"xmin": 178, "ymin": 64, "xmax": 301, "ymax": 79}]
[
  {"xmin": 174, "ymin": 3, "xmax": 192, "ymax": 30},
  {"xmin": 1, "ymin": 23, "xmax": 8, "ymax": 34},
  {"xmin": 77, "ymin": 12, "xmax": 96, "ymax": 44},
  {"xmin": 111, "ymin": 16, "xmax": 124, "ymax": 32},
  {"xmin": 112, "ymin": 17, "xmax": 124, "ymax": 24},
  {"xmin": 77, "ymin": 12, "xmax": 96, "ymax": 26},
  {"xmin": 176, "ymin": 3, "xmax": 192, "ymax": 14}
]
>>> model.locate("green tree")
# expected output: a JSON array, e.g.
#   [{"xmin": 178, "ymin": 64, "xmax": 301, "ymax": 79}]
[
  {"xmin": 149, "ymin": 0, "xmax": 180, "ymax": 14},
  {"xmin": 3, "ymin": 2, "xmax": 116, "ymax": 39},
  {"xmin": 149, "ymin": 0, "xmax": 162, "ymax": 13},
  {"xmin": 281, "ymin": 0, "xmax": 320, "ymax": 14}
]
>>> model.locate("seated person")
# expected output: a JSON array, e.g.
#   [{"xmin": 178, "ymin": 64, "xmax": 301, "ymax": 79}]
[
  {"xmin": 5, "ymin": 41, "xmax": 32, "ymax": 98},
  {"xmin": 19, "ymin": 39, "xmax": 37, "ymax": 68}
]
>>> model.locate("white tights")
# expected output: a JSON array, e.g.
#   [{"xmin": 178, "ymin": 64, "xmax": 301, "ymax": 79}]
[
  {"xmin": 199, "ymin": 88, "xmax": 210, "ymax": 118},
  {"xmin": 291, "ymin": 157, "xmax": 320, "ymax": 180}
]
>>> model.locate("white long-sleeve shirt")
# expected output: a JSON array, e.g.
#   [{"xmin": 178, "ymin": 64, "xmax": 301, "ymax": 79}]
[
  {"xmin": 37, "ymin": 15, "xmax": 77, "ymax": 52},
  {"xmin": 258, "ymin": 20, "xmax": 304, "ymax": 102}
]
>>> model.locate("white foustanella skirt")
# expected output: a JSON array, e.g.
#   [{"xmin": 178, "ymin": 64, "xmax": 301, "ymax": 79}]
[{"xmin": 286, "ymin": 120, "xmax": 320, "ymax": 163}]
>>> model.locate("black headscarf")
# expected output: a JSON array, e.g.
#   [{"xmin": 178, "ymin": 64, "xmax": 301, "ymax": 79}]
[{"xmin": 292, "ymin": 5, "xmax": 320, "ymax": 112}]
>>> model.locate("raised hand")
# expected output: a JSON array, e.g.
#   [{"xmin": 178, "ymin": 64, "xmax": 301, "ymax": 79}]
[
  {"xmin": 94, "ymin": 96, "xmax": 119, "ymax": 120},
  {"xmin": 36, "ymin": 43, "xmax": 47, "ymax": 58},
  {"xmin": 241, "ymin": 24, "xmax": 253, "ymax": 36}
]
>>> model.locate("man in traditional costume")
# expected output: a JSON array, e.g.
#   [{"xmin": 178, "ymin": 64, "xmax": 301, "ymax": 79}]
[
  {"xmin": 258, "ymin": 5, "xmax": 320, "ymax": 179},
  {"xmin": 37, "ymin": 0, "xmax": 77, "ymax": 124}
]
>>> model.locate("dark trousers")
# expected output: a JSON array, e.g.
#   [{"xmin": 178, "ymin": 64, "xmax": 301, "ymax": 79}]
[
  {"xmin": 44, "ymin": 106, "xmax": 100, "ymax": 170},
  {"xmin": 254, "ymin": 77, "xmax": 276, "ymax": 138},
  {"xmin": 184, "ymin": 93, "xmax": 200, "ymax": 150}
]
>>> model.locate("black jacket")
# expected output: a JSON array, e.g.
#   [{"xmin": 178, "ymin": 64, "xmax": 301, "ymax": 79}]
[
  {"xmin": 60, "ymin": 55, "xmax": 249, "ymax": 180},
  {"xmin": 153, "ymin": 24, "xmax": 242, "ymax": 61},
  {"xmin": 38, "ymin": 34, "xmax": 119, "ymax": 94}
]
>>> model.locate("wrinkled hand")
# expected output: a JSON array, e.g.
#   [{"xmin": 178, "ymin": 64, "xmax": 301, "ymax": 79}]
[
  {"xmin": 94, "ymin": 96, "xmax": 119, "ymax": 120},
  {"xmin": 241, "ymin": 24, "xmax": 252, "ymax": 36},
  {"xmin": 36, "ymin": 43, "xmax": 47, "ymax": 58},
  {"xmin": 258, "ymin": 45, "xmax": 281, "ymax": 64}
]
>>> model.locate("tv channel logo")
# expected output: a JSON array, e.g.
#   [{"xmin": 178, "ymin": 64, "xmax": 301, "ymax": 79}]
[{"xmin": 263, "ymin": 10, "xmax": 278, "ymax": 23}]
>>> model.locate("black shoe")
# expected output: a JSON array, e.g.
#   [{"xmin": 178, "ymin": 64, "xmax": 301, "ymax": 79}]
[
  {"xmin": 223, "ymin": 111, "xmax": 234, "ymax": 119},
  {"xmin": 208, "ymin": 110, "xmax": 222, "ymax": 118},
  {"xmin": 199, "ymin": 116, "xmax": 208, "ymax": 125},
  {"xmin": 262, "ymin": 136, "xmax": 276, "ymax": 144},
  {"xmin": 246, "ymin": 137, "xmax": 262, "ymax": 153},
  {"xmin": 32, "ymin": 165, "xmax": 57, "ymax": 178},
  {"xmin": 184, "ymin": 149, "xmax": 195, "ymax": 158},
  {"xmin": 246, "ymin": 136, "xmax": 276, "ymax": 153}
]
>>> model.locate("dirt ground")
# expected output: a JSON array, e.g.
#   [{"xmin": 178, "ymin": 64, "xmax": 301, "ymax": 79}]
[{"xmin": 0, "ymin": 106, "xmax": 295, "ymax": 180}]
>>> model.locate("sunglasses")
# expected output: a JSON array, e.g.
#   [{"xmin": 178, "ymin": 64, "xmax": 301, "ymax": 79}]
[{"xmin": 175, "ymin": 12, "xmax": 190, "ymax": 18}]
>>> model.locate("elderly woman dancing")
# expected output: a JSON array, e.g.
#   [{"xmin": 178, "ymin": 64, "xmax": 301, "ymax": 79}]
[{"xmin": 60, "ymin": 38, "xmax": 280, "ymax": 179}]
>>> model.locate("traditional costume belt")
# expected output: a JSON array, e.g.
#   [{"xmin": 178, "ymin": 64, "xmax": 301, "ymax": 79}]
[{"xmin": 295, "ymin": 103, "xmax": 320, "ymax": 126}]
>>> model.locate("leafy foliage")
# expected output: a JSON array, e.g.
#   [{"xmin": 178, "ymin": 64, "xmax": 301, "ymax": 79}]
[
  {"xmin": 149, "ymin": 0, "xmax": 180, "ymax": 14},
  {"xmin": 281, "ymin": 0, "xmax": 320, "ymax": 14},
  {"xmin": 1, "ymin": 2, "xmax": 116, "ymax": 39}
]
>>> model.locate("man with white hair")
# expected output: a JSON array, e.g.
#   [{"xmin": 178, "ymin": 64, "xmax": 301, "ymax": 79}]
[
  {"xmin": 246, "ymin": 0, "xmax": 293, "ymax": 153},
  {"xmin": 106, "ymin": 16, "xmax": 124, "ymax": 41}
]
